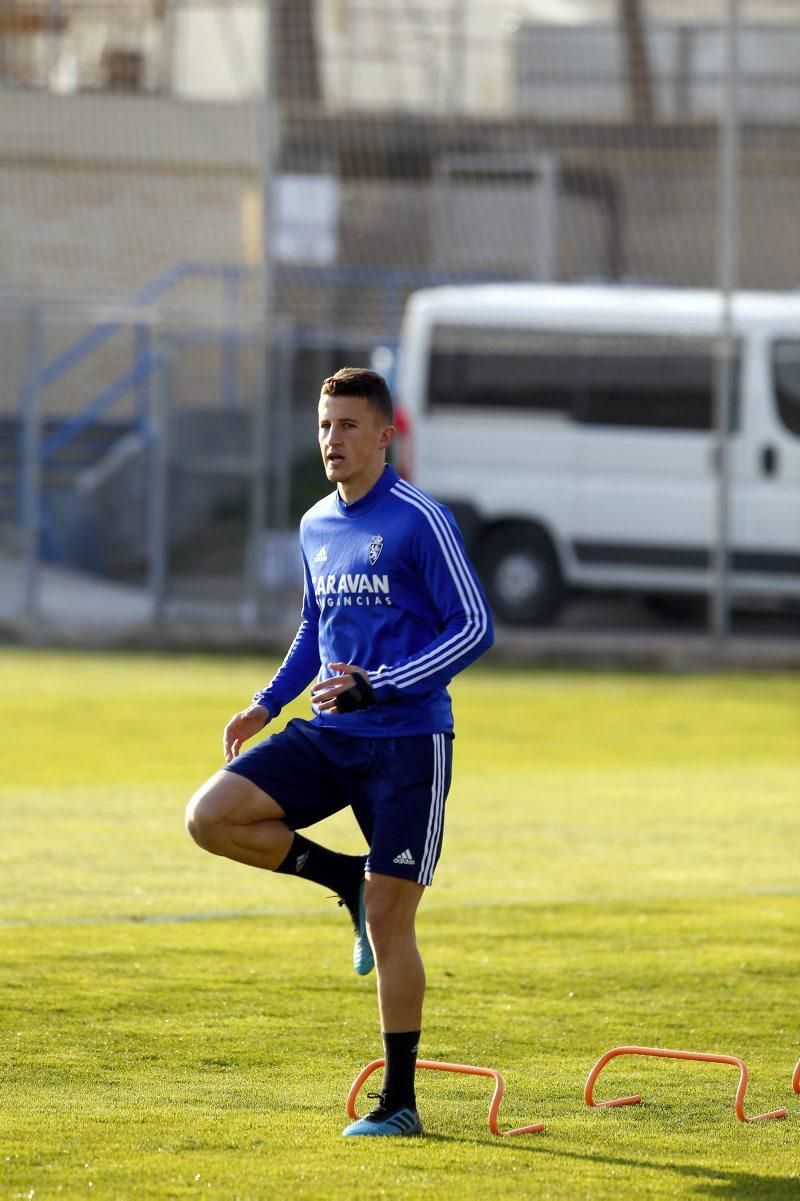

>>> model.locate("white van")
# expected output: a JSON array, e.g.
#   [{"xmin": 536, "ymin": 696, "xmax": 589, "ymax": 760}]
[{"xmin": 395, "ymin": 284, "xmax": 800, "ymax": 624}]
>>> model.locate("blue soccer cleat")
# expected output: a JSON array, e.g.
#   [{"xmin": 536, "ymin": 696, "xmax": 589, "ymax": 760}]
[
  {"xmin": 351, "ymin": 879, "xmax": 374, "ymax": 976},
  {"xmin": 339, "ymin": 876, "xmax": 374, "ymax": 976},
  {"xmin": 342, "ymin": 1103, "xmax": 423, "ymax": 1137}
]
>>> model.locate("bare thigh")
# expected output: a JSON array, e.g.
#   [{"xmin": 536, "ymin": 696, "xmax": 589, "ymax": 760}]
[{"xmin": 185, "ymin": 769, "xmax": 290, "ymax": 864}]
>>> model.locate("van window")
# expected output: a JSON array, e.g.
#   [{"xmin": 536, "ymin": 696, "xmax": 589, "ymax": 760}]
[
  {"xmin": 427, "ymin": 326, "xmax": 573, "ymax": 416},
  {"xmin": 426, "ymin": 326, "xmax": 739, "ymax": 432},
  {"xmin": 773, "ymin": 341, "xmax": 800, "ymax": 437}
]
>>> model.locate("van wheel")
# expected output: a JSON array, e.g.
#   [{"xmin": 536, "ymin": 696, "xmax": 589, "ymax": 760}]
[{"xmin": 479, "ymin": 527, "xmax": 565, "ymax": 626}]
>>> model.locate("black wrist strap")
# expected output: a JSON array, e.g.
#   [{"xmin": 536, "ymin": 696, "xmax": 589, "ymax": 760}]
[{"xmin": 335, "ymin": 676, "xmax": 377, "ymax": 712}]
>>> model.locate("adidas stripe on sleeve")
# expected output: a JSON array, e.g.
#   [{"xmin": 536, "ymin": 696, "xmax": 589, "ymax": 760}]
[{"xmin": 367, "ymin": 479, "xmax": 493, "ymax": 700}]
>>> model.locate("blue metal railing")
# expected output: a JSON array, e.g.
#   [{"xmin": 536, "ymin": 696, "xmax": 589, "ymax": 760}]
[
  {"xmin": 38, "ymin": 261, "xmax": 253, "ymax": 462},
  {"xmin": 14, "ymin": 262, "xmax": 253, "ymax": 562}
]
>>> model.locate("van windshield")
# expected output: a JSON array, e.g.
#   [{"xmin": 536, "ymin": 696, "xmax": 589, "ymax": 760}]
[
  {"xmin": 773, "ymin": 341, "xmax": 800, "ymax": 437},
  {"xmin": 427, "ymin": 326, "xmax": 740, "ymax": 432}
]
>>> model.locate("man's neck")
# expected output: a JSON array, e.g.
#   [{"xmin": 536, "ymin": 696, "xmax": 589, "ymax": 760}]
[{"xmin": 337, "ymin": 462, "xmax": 386, "ymax": 506}]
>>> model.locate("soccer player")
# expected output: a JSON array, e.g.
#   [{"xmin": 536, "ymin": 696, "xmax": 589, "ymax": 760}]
[{"xmin": 185, "ymin": 367, "xmax": 493, "ymax": 1137}]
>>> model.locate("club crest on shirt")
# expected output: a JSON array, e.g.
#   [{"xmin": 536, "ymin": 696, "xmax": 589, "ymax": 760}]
[{"xmin": 368, "ymin": 534, "xmax": 384, "ymax": 566}]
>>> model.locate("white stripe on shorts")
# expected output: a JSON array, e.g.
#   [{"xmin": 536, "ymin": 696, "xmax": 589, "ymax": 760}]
[{"xmin": 419, "ymin": 733, "xmax": 447, "ymax": 885}]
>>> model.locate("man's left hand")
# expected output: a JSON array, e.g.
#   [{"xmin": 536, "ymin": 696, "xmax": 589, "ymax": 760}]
[{"xmin": 311, "ymin": 662, "xmax": 373, "ymax": 713}]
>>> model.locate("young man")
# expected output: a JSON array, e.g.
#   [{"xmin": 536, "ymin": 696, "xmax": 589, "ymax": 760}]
[{"xmin": 185, "ymin": 367, "xmax": 493, "ymax": 1137}]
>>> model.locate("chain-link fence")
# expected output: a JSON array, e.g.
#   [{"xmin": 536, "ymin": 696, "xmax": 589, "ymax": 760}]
[{"xmin": 2, "ymin": 1, "xmax": 799, "ymax": 640}]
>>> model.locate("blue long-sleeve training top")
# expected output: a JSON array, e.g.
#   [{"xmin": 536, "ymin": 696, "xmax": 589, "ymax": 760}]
[{"xmin": 253, "ymin": 464, "xmax": 494, "ymax": 737}]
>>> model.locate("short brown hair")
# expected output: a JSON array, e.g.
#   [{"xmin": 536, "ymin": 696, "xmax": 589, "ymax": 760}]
[{"xmin": 321, "ymin": 367, "xmax": 393, "ymax": 425}]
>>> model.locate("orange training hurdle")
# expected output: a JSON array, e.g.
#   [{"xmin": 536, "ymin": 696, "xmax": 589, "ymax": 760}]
[
  {"xmin": 584, "ymin": 1045, "xmax": 787, "ymax": 1123},
  {"xmin": 347, "ymin": 1057, "xmax": 545, "ymax": 1136},
  {"xmin": 792, "ymin": 1058, "xmax": 800, "ymax": 1094}
]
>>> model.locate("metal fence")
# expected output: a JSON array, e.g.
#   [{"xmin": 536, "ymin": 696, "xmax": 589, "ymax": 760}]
[
  {"xmin": 0, "ymin": 298, "xmax": 303, "ymax": 638},
  {"xmin": 2, "ymin": 0, "xmax": 799, "ymax": 642}
]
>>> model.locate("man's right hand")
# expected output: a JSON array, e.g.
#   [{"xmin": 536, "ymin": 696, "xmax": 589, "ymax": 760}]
[{"xmin": 223, "ymin": 704, "xmax": 269, "ymax": 763}]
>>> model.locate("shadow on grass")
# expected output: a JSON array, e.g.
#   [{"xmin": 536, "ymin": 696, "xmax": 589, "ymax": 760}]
[
  {"xmin": 415, "ymin": 1131, "xmax": 796, "ymax": 1198},
  {"xmin": 493, "ymin": 1142, "xmax": 798, "ymax": 1199}
]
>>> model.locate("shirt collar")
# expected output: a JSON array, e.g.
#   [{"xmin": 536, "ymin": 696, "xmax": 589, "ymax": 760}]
[{"xmin": 335, "ymin": 464, "xmax": 398, "ymax": 517}]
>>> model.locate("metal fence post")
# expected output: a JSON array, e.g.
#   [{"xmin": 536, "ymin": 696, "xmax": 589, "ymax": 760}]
[
  {"xmin": 244, "ymin": 319, "xmax": 296, "ymax": 629},
  {"xmin": 272, "ymin": 319, "xmax": 294, "ymax": 532},
  {"xmin": 134, "ymin": 321, "xmax": 151, "ymax": 429},
  {"xmin": 241, "ymin": 327, "xmax": 270, "ymax": 627},
  {"xmin": 221, "ymin": 267, "xmax": 240, "ymax": 411},
  {"xmin": 21, "ymin": 305, "xmax": 43, "ymax": 625},
  {"xmin": 710, "ymin": 0, "xmax": 741, "ymax": 641},
  {"xmin": 147, "ymin": 342, "xmax": 171, "ymax": 621},
  {"xmin": 240, "ymin": 0, "xmax": 282, "ymax": 628}
]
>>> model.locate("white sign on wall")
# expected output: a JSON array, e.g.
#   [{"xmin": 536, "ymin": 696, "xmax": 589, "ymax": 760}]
[{"xmin": 273, "ymin": 173, "xmax": 340, "ymax": 266}]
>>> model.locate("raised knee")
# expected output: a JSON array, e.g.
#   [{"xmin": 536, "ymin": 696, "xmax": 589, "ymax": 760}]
[{"xmin": 185, "ymin": 790, "xmax": 221, "ymax": 853}]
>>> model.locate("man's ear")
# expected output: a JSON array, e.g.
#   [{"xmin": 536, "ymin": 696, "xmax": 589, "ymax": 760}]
[{"xmin": 379, "ymin": 425, "xmax": 396, "ymax": 450}]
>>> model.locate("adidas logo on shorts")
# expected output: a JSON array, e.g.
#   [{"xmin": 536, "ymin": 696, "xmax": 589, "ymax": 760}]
[{"xmin": 392, "ymin": 848, "xmax": 415, "ymax": 866}]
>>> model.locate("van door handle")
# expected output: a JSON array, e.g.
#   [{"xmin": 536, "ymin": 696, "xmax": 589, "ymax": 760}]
[{"xmin": 760, "ymin": 445, "xmax": 779, "ymax": 477}]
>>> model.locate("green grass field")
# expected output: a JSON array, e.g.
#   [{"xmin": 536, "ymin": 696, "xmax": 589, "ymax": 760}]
[{"xmin": 1, "ymin": 647, "xmax": 799, "ymax": 1200}]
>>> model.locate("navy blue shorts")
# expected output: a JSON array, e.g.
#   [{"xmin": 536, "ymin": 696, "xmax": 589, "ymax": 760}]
[{"xmin": 224, "ymin": 718, "xmax": 453, "ymax": 886}]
